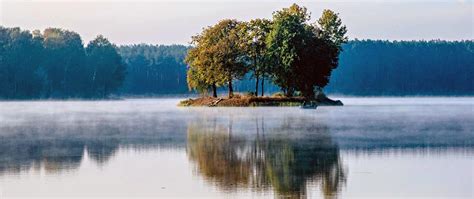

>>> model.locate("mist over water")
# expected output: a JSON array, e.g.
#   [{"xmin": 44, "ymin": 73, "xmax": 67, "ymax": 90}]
[{"xmin": 0, "ymin": 97, "xmax": 472, "ymax": 198}]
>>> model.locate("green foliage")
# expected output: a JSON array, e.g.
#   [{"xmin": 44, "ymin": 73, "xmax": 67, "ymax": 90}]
[
  {"xmin": 185, "ymin": 4, "xmax": 345, "ymax": 99},
  {"xmin": 265, "ymin": 4, "xmax": 312, "ymax": 97},
  {"xmin": 3, "ymin": 4, "xmax": 472, "ymax": 99},
  {"xmin": 0, "ymin": 27, "xmax": 43, "ymax": 99},
  {"xmin": 185, "ymin": 19, "xmax": 248, "ymax": 98},
  {"xmin": 264, "ymin": 4, "xmax": 348, "ymax": 99},
  {"xmin": 86, "ymin": 35, "xmax": 126, "ymax": 97},
  {"xmin": 291, "ymin": 9, "xmax": 348, "ymax": 98},
  {"xmin": 317, "ymin": 9, "xmax": 348, "ymax": 50},
  {"xmin": 326, "ymin": 40, "xmax": 474, "ymax": 95},
  {"xmin": 0, "ymin": 26, "xmax": 125, "ymax": 99},
  {"xmin": 118, "ymin": 44, "xmax": 189, "ymax": 95},
  {"xmin": 42, "ymin": 28, "xmax": 87, "ymax": 98},
  {"xmin": 186, "ymin": 64, "xmax": 210, "ymax": 95},
  {"xmin": 242, "ymin": 18, "xmax": 272, "ymax": 96}
]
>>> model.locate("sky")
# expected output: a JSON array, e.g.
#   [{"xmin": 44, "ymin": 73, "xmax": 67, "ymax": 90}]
[{"xmin": 0, "ymin": 0, "xmax": 472, "ymax": 45}]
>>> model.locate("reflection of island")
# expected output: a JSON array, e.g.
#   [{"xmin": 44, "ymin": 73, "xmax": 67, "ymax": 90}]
[{"xmin": 187, "ymin": 116, "xmax": 346, "ymax": 199}]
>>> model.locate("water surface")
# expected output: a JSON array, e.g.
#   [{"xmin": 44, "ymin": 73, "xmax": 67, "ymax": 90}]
[{"xmin": 0, "ymin": 97, "xmax": 472, "ymax": 198}]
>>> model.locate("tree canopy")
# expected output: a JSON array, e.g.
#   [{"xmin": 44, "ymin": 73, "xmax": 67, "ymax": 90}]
[
  {"xmin": 0, "ymin": 27, "xmax": 125, "ymax": 99},
  {"xmin": 118, "ymin": 44, "xmax": 189, "ymax": 95},
  {"xmin": 185, "ymin": 19, "xmax": 249, "ymax": 97},
  {"xmin": 325, "ymin": 39, "xmax": 474, "ymax": 95},
  {"xmin": 244, "ymin": 19, "xmax": 272, "ymax": 96},
  {"xmin": 0, "ymin": 27, "xmax": 43, "ymax": 99},
  {"xmin": 86, "ymin": 35, "xmax": 126, "ymax": 98},
  {"xmin": 185, "ymin": 4, "xmax": 348, "ymax": 99}
]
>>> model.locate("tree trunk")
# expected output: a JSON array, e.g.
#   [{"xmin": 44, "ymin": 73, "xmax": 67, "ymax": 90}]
[
  {"xmin": 303, "ymin": 87, "xmax": 315, "ymax": 100},
  {"xmin": 103, "ymin": 86, "xmax": 107, "ymax": 98},
  {"xmin": 261, "ymin": 76, "xmax": 264, "ymax": 96},
  {"xmin": 255, "ymin": 76, "xmax": 259, "ymax": 96},
  {"xmin": 228, "ymin": 79, "xmax": 233, "ymax": 98},
  {"xmin": 14, "ymin": 82, "xmax": 17, "ymax": 98},
  {"xmin": 285, "ymin": 87, "xmax": 294, "ymax": 97},
  {"xmin": 212, "ymin": 83, "xmax": 217, "ymax": 98},
  {"xmin": 254, "ymin": 56, "xmax": 258, "ymax": 96}
]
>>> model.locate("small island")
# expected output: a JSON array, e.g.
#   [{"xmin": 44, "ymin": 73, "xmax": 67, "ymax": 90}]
[
  {"xmin": 179, "ymin": 92, "xmax": 343, "ymax": 107},
  {"xmin": 180, "ymin": 4, "xmax": 347, "ymax": 107}
]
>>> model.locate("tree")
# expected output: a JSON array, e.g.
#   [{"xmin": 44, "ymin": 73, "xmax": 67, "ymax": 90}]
[
  {"xmin": 0, "ymin": 27, "xmax": 128, "ymax": 99},
  {"xmin": 42, "ymin": 28, "xmax": 87, "ymax": 98},
  {"xmin": 185, "ymin": 29, "xmax": 227, "ymax": 97},
  {"xmin": 215, "ymin": 19, "xmax": 249, "ymax": 98},
  {"xmin": 118, "ymin": 44, "xmax": 189, "ymax": 95},
  {"xmin": 0, "ymin": 27, "xmax": 44, "ymax": 99},
  {"xmin": 186, "ymin": 19, "xmax": 248, "ymax": 98},
  {"xmin": 243, "ymin": 19, "xmax": 272, "ymax": 96},
  {"xmin": 265, "ymin": 4, "xmax": 310, "ymax": 97},
  {"xmin": 294, "ymin": 9, "xmax": 347, "ymax": 99},
  {"xmin": 186, "ymin": 63, "xmax": 211, "ymax": 96},
  {"xmin": 266, "ymin": 5, "xmax": 348, "ymax": 99},
  {"xmin": 317, "ymin": 9, "xmax": 348, "ymax": 51},
  {"xmin": 86, "ymin": 35, "xmax": 126, "ymax": 98}
]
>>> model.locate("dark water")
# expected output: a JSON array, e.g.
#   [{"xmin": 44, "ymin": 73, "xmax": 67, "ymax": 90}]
[{"xmin": 0, "ymin": 98, "xmax": 472, "ymax": 198}]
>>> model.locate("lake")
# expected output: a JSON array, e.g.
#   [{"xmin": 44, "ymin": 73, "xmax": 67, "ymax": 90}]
[{"xmin": 0, "ymin": 97, "xmax": 472, "ymax": 198}]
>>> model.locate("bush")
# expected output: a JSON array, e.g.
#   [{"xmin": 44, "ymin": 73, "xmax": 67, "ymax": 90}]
[
  {"xmin": 244, "ymin": 92, "xmax": 256, "ymax": 97},
  {"xmin": 271, "ymin": 92, "xmax": 285, "ymax": 97},
  {"xmin": 231, "ymin": 93, "xmax": 243, "ymax": 99}
]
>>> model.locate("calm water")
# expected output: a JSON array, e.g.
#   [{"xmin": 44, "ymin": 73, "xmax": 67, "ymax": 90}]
[{"xmin": 0, "ymin": 97, "xmax": 472, "ymax": 198}]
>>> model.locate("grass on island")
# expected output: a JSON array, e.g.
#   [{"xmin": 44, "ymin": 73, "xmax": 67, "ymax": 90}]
[
  {"xmin": 178, "ymin": 93, "xmax": 343, "ymax": 107},
  {"xmin": 179, "ymin": 96, "xmax": 302, "ymax": 107}
]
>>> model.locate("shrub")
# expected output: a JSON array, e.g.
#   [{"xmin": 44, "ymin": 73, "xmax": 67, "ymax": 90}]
[{"xmin": 271, "ymin": 92, "xmax": 285, "ymax": 97}]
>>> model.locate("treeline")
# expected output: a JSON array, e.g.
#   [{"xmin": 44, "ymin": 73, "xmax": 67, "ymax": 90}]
[
  {"xmin": 326, "ymin": 40, "xmax": 474, "ymax": 95},
  {"xmin": 1, "ymin": 31, "xmax": 473, "ymax": 99},
  {"xmin": 118, "ymin": 45, "xmax": 189, "ymax": 95},
  {"xmin": 231, "ymin": 40, "xmax": 474, "ymax": 96},
  {"xmin": 0, "ymin": 27, "xmax": 125, "ymax": 99}
]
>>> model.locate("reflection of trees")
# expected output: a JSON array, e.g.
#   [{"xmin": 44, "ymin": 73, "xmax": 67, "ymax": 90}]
[
  {"xmin": 0, "ymin": 139, "xmax": 82, "ymax": 174},
  {"xmin": 0, "ymin": 139, "xmax": 119, "ymax": 174},
  {"xmin": 187, "ymin": 124, "xmax": 254, "ymax": 189},
  {"xmin": 87, "ymin": 139, "xmax": 120, "ymax": 165},
  {"xmin": 187, "ymin": 116, "xmax": 346, "ymax": 199},
  {"xmin": 0, "ymin": 112, "xmax": 188, "ymax": 175}
]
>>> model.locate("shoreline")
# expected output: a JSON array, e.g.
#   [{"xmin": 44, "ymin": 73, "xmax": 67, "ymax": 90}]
[{"xmin": 178, "ymin": 95, "xmax": 343, "ymax": 107}]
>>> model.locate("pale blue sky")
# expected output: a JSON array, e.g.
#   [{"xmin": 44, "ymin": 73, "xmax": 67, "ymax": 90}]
[{"xmin": 1, "ymin": 0, "xmax": 472, "ymax": 45}]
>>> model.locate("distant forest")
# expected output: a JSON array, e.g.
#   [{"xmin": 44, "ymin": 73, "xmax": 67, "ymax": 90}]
[
  {"xmin": 118, "ymin": 45, "xmax": 189, "ymax": 95},
  {"xmin": 1, "ymin": 26, "xmax": 473, "ymax": 99},
  {"xmin": 0, "ymin": 27, "xmax": 125, "ymax": 99},
  {"xmin": 327, "ymin": 40, "xmax": 474, "ymax": 95},
  {"xmin": 119, "ymin": 40, "xmax": 473, "ymax": 96}
]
